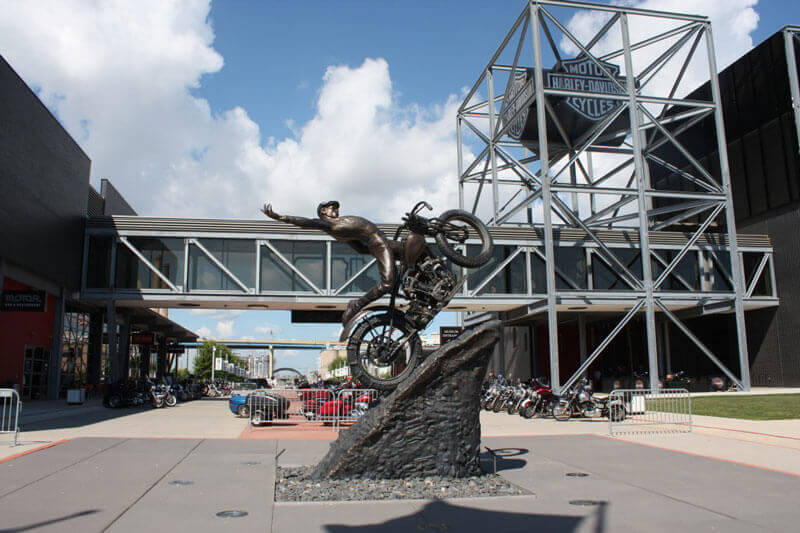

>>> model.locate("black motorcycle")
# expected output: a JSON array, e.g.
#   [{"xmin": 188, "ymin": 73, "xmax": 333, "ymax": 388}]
[
  {"xmin": 342, "ymin": 201, "xmax": 493, "ymax": 390},
  {"xmin": 553, "ymin": 378, "xmax": 626, "ymax": 422}
]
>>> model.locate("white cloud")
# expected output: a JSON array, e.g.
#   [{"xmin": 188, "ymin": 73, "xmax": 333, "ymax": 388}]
[
  {"xmin": 254, "ymin": 323, "xmax": 282, "ymax": 337},
  {"xmin": 0, "ymin": 1, "xmax": 464, "ymax": 223},
  {"xmin": 216, "ymin": 320, "xmax": 234, "ymax": 337},
  {"xmin": 196, "ymin": 325, "xmax": 212, "ymax": 338}
]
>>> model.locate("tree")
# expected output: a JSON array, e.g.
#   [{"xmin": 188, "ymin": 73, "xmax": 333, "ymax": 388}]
[
  {"xmin": 328, "ymin": 355, "xmax": 347, "ymax": 372},
  {"xmin": 193, "ymin": 340, "xmax": 233, "ymax": 380}
]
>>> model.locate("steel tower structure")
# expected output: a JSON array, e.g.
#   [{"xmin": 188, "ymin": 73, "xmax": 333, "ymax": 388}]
[{"xmin": 457, "ymin": 0, "xmax": 753, "ymax": 391}]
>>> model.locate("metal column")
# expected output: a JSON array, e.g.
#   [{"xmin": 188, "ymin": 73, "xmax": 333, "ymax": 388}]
[
  {"xmin": 106, "ymin": 299, "xmax": 117, "ymax": 383},
  {"xmin": 87, "ymin": 311, "xmax": 103, "ymax": 386},
  {"xmin": 140, "ymin": 345, "xmax": 151, "ymax": 379},
  {"xmin": 785, "ymin": 28, "xmax": 800, "ymax": 162},
  {"xmin": 118, "ymin": 322, "xmax": 131, "ymax": 381},
  {"xmin": 47, "ymin": 289, "xmax": 65, "ymax": 400},
  {"xmin": 531, "ymin": 3, "xmax": 561, "ymax": 392},
  {"xmin": 706, "ymin": 24, "xmax": 751, "ymax": 390},
  {"xmin": 621, "ymin": 13, "xmax": 660, "ymax": 391}
]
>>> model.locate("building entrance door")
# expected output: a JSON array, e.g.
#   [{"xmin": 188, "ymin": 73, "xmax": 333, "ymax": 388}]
[{"xmin": 23, "ymin": 346, "xmax": 51, "ymax": 399}]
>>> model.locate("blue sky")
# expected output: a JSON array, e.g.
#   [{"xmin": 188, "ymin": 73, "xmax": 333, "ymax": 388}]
[{"xmin": 2, "ymin": 0, "xmax": 799, "ymax": 373}]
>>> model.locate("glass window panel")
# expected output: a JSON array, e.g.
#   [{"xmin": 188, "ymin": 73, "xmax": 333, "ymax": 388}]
[
  {"xmin": 709, "ymin": 252, "xmax": 732, "ymax": 292},
  {"xmin": 260, "ymin": 240, "xmax": 324, "ymax": 292},
  {"xmin": 87, "ymin": 236, "xmax": 112, "ymax": 288},
  {"xmin": 651, "ymin": 250, "xmax": 700, "ymax": 291},
  {"xmin": 531, "ymin": 253, "xmax": 547, "ymax": 293},
  {"xmin": 473, "ymin": 246, "xmax": 527, "ymax": 295},
  {"xmin": 198, "ymin": 239, "xmax": 255, "ymax": 289},
  {"xmin": 741, "ymin": 252, "xmax": 771, "ymax": 295},
  {"xmin": 115, "ymin": 237, "xmax": 185, "ymax": 289},
  {"xmin": 555, "ymin": 247, "xmax": 587, "ymax": 290},
  {"xmin": 331, "ymin": 242, "xmax": 379, "ymax": 294},
  {"xmin": 592, "ymin": 249, "xmax": 641, "ymax": 291}
]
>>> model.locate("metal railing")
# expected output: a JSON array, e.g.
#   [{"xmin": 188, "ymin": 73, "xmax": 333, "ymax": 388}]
[
  {"xmin": 608, "ymin": 388, "xmax": 691, "ymax": 436},
  {"xmin": 246, "ymin": 388, "xmax": 379, "ymax": 432},
  {"xmin": 1, "ymin": 389, "xmax": 21, "ymax": 446},
  {"xmin": 333, "ymin": 389, "xmax": 379, "ymax": 430}
]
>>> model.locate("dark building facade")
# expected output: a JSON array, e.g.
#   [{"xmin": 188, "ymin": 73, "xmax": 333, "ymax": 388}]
[
  {"xmin": 1, "ymin": 55, "xmax": 195, "ymax": 399},
  {"xmin": 655, "ymin": 29, "xmax": 800, "ymax": 386}
]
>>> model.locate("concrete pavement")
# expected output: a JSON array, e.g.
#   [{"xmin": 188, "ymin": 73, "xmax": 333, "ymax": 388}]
[{"xmin": 2, "ymin": 434, "xmax": 799, "ymax": 532}]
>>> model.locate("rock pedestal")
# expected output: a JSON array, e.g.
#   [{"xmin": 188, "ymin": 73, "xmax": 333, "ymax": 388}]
[{"xmin": 312, "ymin": 320, "xmax": 502, "ymax": 480}]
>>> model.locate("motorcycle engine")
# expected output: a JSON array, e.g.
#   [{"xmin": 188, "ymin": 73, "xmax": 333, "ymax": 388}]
[{"xmin": 402, "ymin": 257, "xmax": 457, "ymax": 329}]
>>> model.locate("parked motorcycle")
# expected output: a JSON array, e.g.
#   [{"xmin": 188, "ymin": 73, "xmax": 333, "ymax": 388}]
[
  {"xmin": 520, "ymin": 379, "xmax": 556, "ymax": 419},
  {"xmin": 553, "ymin": 378, "xmax": 626, "ymax": 422},
  {"xmin": 341, "ymin": 201, "xmax": 494, "ymax": 390}
]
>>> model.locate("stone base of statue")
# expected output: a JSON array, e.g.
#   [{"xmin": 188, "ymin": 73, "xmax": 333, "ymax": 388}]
[{"xmin": 312, "ymin": 320, "xmax": 502, "ymax": 480}]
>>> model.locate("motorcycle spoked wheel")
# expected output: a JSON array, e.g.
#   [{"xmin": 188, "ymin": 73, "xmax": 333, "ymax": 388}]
[
  {"xmin": 347, "ymin": 312, "xmax": 422, "ymax": 391},
  {"xmin": 507, "ymin": 402, "xmax": 520, "ymax": 415},
  {"xmin": 521, "ymin": 399, "xmax": 540, "ymax": 419},
  {"xmin": 434, "ymin": 210, "xmax": 494, "ymax": 268},
  {"xmin": 492, "ymin": 398, "xmax": 506, "ymax": 413},
  {"xmin": 552, "ymin": 401, "xmax": 573, "ymax": 421},
  {"xmin": 165, "ymin": 394, "xmax": 177, "ymax": 407}
]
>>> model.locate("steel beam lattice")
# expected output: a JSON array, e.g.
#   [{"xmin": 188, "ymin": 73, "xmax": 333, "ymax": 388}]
[{"xmin": 457, "ymin": 1, "xmax": 759, "ymax": 391}]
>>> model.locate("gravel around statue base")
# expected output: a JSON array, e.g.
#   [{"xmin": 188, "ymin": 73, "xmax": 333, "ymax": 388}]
[{"xmin": 312, "ymin": 320, "xmax": 503, "ymax": 480}]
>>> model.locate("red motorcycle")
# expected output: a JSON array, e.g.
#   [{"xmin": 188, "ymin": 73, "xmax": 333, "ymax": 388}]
[{"xmin": 519, "ymin": 379, "xmax": 556, "ymax": 419}]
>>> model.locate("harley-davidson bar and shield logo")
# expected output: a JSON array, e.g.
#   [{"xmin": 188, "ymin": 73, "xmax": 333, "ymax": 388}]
[{"xmin": 502, "ymin": 55, "xmax": 630, "ymax": 147}]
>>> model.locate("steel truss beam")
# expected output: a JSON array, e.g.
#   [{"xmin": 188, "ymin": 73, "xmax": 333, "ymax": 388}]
[{"xmin": 457, "ymin": 1, "xmax": 755, "ymax": 391}]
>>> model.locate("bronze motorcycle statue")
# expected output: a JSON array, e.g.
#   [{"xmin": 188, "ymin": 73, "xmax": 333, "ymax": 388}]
[{"xmin": 263, "ymin": 200, "xmax": 493, "ymax": 390}]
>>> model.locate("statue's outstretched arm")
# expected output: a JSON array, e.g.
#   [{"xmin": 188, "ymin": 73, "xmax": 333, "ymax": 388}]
[{"xmin": 261, "ymin": 203, "xmax": 331, "ymax": 230}]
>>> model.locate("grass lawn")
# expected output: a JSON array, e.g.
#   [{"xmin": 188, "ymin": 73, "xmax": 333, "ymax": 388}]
[{"xmin": 688, "ymin": 394, "xmax": 800, "ymax": 420}]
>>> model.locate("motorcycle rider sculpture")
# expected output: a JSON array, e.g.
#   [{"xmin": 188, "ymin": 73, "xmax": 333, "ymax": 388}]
[{"xmin": 261, "ymin": 201, "xmax": 427, "ymax": 325}]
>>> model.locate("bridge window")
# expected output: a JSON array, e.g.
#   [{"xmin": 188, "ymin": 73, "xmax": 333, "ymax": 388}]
[
  {"xmin": 331, "ymin": 242, "xmax": 380, "ymax": 294},
  {"xmin": 86, "ymin": 236, "xmax": 113, "ymax": 288},
  {"xmin": 116, "ymin": 237, "xmax": 184, "ymax": 289},
  {"xmin": 260, "ymin": 240, "xmax": 324, "ymax": 292},
  {"xmin": 651, "ymin": 250, "xmax": 700, "ymax": 291},
  {"xmin": 592, "ymin": 249, "xmax": 641, "ymax": 291},
  {"xmin": 190, "ymin": 239, "xmax": 255, "ymax": 291},
  {"xmin": 469, "ymin": 245, "xmax": 527, "ymax": 295}
]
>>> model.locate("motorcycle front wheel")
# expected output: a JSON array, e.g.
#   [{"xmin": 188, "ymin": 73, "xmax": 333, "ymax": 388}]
[
  {"xmin": 434, "ymin": 210, "xmax": 494, "ymax": 268},
  {"xmin": 553, "ymin": 401, "xmax": 573, "ymax": 421},
  {"xmin": 347, "ymin": 312, "xmax": 422, "ymax": 391},
  {"xmin": 165, "ymin": 394, "xmax": 177, "ymax": 407}
]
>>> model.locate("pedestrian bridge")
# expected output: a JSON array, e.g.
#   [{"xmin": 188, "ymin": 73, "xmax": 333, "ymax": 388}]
[{"xmin": 80, "ymin": 215, "xmax": 778, "ymax": 316}]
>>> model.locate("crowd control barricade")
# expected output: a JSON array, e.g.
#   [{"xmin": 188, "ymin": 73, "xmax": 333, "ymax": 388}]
[
  {"xmin": 245, "ymin": 388, "xmax": 380, "ymax": 431},
  {"xmin": 608, "ymin": 388, "xmax": 691, "ymax": 437},
  {"xmin": 333, "ymin": 389, "xmax": 379, "ymax": 431},
  {"xmin": 1, "ymin": 388, "xmax": 21, "ymax": 446},
  {"xmin": 247, "ymin": 388, "xmax": 335, "ymax": 431}
]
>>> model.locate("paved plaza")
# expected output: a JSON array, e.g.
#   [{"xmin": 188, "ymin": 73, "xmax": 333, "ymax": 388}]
[{"xmin": 1, "ymin": 398, "xmax": 800, "ymax": 532}]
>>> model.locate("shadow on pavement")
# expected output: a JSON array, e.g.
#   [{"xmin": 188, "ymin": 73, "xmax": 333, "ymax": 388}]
[
  {"xmin": 479, "ymin": 447, "xmax": 529, "ymax": 472},
  {"xmin": 0, "ymin": 509, "xmax": 100, "ymax": 532},
  {"xmin": 324, "ymin": 500, "xmax": 603, "ymax": 533}
]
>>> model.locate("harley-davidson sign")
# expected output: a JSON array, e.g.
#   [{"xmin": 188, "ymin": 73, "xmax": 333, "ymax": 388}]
[{"xmin": 502, "ymin": 55, "xmax": 630, "ymax": 147}]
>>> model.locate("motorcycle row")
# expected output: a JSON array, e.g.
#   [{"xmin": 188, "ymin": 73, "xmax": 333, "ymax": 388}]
[
  {"xmin": 103, "ymin": 379, "xmax": 207, "ymax": 409},
  {"xmin": 481, "ymin": 375, "xmax": 627, "ymax": 422}
]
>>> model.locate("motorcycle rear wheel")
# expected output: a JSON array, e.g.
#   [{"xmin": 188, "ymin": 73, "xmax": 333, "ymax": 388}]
[
  {"xmin": 347, "ymin": 312, "xmax": 421, "ymax": 391},
  {"xmin": 434, "ymin": 210, "xmax": 494, "ymax": 268}
]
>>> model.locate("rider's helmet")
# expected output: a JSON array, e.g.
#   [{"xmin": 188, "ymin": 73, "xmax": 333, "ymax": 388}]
[{"xmin": 317, "ymin": 201, "xmax": 340, "ymax": 218}]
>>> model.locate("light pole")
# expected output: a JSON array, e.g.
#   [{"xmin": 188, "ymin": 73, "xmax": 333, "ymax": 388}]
[{"xmin": 211, "ymin": 345, "xmax": 215, "ymax": 383}]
